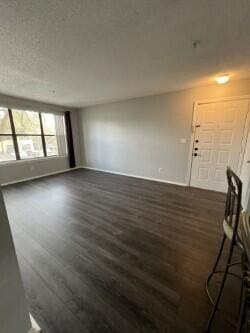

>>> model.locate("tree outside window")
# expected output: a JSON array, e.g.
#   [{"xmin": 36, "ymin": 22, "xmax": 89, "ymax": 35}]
[{"xmin": 0, "ymin": 108, "xmax": 66, "ymax": 162}]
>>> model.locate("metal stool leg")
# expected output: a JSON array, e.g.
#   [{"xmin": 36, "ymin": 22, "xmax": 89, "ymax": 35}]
[
  {"xmin": 212, "ymin": 234, "xmax": 227, "ymax": 274},
  {"xmin": 206, "ymin": 234, "xmax": 226, "ymax": 303},
  {"xmin": 236, "ymin": 291, "xmax": 247, "ymax": 333},
  {"xmin": 205, "ymin": 239, "xmax": 235, "ymax": 332}
]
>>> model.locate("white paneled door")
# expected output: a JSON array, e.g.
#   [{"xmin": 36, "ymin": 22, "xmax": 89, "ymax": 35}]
[{"xmin": 190, "ymin": 99, "xmax": 249, "ymax": 192}]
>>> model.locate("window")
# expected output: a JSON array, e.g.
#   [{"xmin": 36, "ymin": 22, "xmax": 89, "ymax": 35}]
[
  {"xmin": 0, "ymin": 108, "xmax": 16, "ymax": 162},
  {"xmin": 0, "ymin": 108, "xmax": 67, "ymax": 162},
  {"xmin": 42, "ymin": 113, "xmax": 59, "ymax": 156}
]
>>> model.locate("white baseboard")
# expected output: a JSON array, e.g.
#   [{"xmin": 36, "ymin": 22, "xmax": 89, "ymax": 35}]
[
  {"xmin": 1, "ymin": 167, "xmax": 81, "ymax": 187},
  {"xmin": 28, "ymin": 314, "xmax": 41, "ymax": 333},
  {"xmin": 1, "ymin": 164, "xmax": 187, "ymax": 188},
  {"xmin": 81, "ymin": 165, "xmax": 187, "ymax": 187}
]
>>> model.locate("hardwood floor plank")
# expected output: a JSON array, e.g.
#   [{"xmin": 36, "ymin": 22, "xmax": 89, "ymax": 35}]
[
  {"xmin": 14, "ymin": 228, "xmax": 137, "ymax": 333},
  {"xmin": 11, "ymin": 210, "xmax": 176, "ymax": 331},
  {"xmin": 17, "ymin": 253, "xmax": 89, "ymax": 333},
  {"xmin": 3, "ymin": 169, "xmax": 237, "ymax": 333}
]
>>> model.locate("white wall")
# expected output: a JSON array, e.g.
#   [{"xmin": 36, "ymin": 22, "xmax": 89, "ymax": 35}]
[
  {"xmin": 0, "ymin": 94, "xmax": 81, "ymax": 185},
  {"xmin": 0, "ymin": 189, "xmax": 31, "ymax": 333},
  {"xmin": 0, "ymin": 157, "xmax": 70, "ymax": 185},
  {"xmin": 241, "ymin": 126, "xmax": 250, "ymax": 211},
  {"xmin": 79, "ymin": 78, "xmax": 250, "ymax": 186}
]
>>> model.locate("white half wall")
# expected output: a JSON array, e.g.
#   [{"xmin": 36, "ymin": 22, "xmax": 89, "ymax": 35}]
[
  {"xmin": 79, "ymin": 78, "xmax": 250, "ymax": 185},
  {"xmin": 0, "ymin": 157, "xmax": 70, "ymax": 185},
  {"xmin": 0, "ymin": 189, "xmax": 31, "ymax": 333},
  {"xmin": 0, "ymin": 94, "xmax": 81, "ymax": 185}
]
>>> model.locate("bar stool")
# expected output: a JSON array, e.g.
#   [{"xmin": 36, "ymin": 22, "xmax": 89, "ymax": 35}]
[
  {"xmin": 237, "ymin": 212, "xmax": 250, "ymax": 332},
  {"xmin": 205, "ymin": 167, "xmax": 243, "ymax": 332}
]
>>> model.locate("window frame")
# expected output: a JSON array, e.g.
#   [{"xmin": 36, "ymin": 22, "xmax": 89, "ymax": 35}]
[{"xmin": 0, "ymin": 109, "xmax": 62, "ymax": 163}]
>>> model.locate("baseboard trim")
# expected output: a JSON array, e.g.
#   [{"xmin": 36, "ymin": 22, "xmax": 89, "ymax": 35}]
[
  {"xmin": 1, "ymin": 167, "xmax": 81, "ymax": 187},
  {"xmin": 1, "ymin": 165, "xmax": 187, "ymax": 187},
  {"xmin": 28, "ymin": 314, "xmax": 41, "ymax": 333},
  {"xmin": 81, "ymin": 166, "xmax": 187, "ymax": 187}
]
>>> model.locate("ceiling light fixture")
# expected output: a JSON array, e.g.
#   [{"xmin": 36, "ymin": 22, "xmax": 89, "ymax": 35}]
[{"xmin": 216, "ymin": 74, "xmax": 230, "ymax": 84}]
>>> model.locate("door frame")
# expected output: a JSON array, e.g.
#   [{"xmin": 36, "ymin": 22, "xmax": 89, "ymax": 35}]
[{"xmin": 186, "ymin": 95, "xmax": 250, "ymax": 188}]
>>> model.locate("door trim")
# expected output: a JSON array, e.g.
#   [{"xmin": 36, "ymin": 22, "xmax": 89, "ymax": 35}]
[
  {"xmin": 194, "ymin": 94, "xmax": 250, "ymax": 105},
  {"xmin": 186, "ymin": 96, "xmax": 250, "ymax": 188}
]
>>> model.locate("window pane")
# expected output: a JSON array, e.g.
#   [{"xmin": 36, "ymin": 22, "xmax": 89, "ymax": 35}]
[
  {"xmin": 42, "ymin": 113, "xmax": 56, "ymax": 135},
  {"xmin": 13, "ymin": 110, "xmax": 41, "ymax": 134},
  {"xmin": 0, "ymin": 136, "xmax": 16, "ymax": 162},
  {"xmin": 17, "ymin": 136, "xmax": 44, "ymax": 159},
  {"xmin": 45, "ymin": 136, "xmax": 58, "ymax": 156},
  {"xmin": 0, "ymin": 108, "xmax": 12, "ymax": 134}
]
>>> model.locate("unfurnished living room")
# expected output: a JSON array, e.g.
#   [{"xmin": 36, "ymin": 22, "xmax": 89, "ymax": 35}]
[{"xmin": 0, "ymin": 1, "xmax": 250, "ymax": 333}]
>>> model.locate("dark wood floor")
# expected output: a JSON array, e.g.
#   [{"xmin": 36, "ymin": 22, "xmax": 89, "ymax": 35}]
[{"xmin": 3, "ymin": 169, "xmax": 242, "ymax": 333}]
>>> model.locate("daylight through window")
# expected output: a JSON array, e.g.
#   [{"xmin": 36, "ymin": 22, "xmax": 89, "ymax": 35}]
[{"xmin": 0, "ymin": 108, "xmax": 67, "ymax": 162}]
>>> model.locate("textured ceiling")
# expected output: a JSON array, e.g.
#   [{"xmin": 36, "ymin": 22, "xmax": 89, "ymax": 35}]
[{"xmin": 0, "ymin": 0, "xmax": 250, "ymax": 107}]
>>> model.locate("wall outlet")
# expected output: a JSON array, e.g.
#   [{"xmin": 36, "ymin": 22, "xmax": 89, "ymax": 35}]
[
  {"xmin": 158, "ymin": 167, "xmax": 163, "ymax": 173},
  {"xmin": 180, "ymin": 138, "xmax": 187, "ymax": 144},
  {"xmin": 30, "ymin": 165, "xmax": 35, "ymax": 171}
]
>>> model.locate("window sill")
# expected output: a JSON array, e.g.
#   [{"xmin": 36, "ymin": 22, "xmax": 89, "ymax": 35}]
[{"xmin": 0, "ymin": 155, "xmax": 68, "ymax": 166}]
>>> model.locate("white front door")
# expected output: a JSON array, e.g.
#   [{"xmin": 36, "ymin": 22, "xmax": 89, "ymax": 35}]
[{"xmin": 190, "ymin": 99, "xmax": 249, "ymax": 192}]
